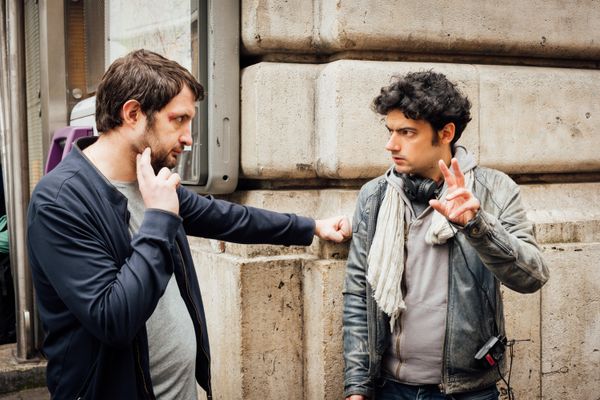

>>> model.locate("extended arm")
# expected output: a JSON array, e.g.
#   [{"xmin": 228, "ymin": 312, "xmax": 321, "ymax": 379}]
[{"xmin": 178, "ymin": 187, "xmax": 350, "ymax": 245}]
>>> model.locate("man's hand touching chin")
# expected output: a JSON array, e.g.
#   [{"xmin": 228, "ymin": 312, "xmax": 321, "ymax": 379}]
[{"xmin": 314, "ymin": 215, "xmax": 352, "ymax": 243}]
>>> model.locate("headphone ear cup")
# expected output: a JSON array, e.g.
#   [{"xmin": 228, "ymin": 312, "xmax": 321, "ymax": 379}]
[
  {"xmin": 401, "ymin": 174, "xmax": 439, "ymax": 203},
  {"xmin": 417, "ymin": 178, "xmax": 438, "ymax": 202},
  {"xmin": 401, "ymin": 175, "xmax": 417, "ymax": 201}
]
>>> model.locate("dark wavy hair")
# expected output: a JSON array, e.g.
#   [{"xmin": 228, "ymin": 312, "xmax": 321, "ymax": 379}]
[
  {"xmin": 373, "ymin": 71, "xmax": 472, "ymax": 145},
  {"xmin": 95, "ymin": 49, "xmax": 204, "ymax": 133}
]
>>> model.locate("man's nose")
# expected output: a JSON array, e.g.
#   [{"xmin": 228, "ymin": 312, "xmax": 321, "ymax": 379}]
[
  {"xmin": 180, "ymin": 124, "xmax": 193, "ymax": 146},
  {"xmin": 385, "ymin": 133, "xmax": 400, "ymax": 152}
]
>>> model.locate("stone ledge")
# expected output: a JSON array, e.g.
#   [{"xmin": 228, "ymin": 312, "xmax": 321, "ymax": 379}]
[
  {"xmin": 521, "ymin": 182, "xmax": 600, "ymax": 244},
  {"xmin": 242, "ymin": 0, "xmax": 600, "ymax": 61},
  {"xmin": 0, "ymin": 344, "xmax": 46, "ymax": 395},
  {"xmin": 187, "ymin": 183, "xmax": 600, "ymax": 259}
]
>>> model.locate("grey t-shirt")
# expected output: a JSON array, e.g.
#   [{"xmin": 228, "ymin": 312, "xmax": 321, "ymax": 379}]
[
  {"xmin": 112, "ymin": 181, "xmax": 197, "ymax": 400},
  {"xmin": 381, "ymin": 171, "xmax": 449, "ymax": 385}
]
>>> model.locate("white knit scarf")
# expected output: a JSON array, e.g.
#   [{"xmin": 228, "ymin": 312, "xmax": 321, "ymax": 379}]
[{"xmin": 366, "ymin": 165, "xmax": 473, "ymax": 332}]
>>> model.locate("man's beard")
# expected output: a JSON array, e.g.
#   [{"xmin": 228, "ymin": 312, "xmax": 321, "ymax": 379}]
[
  {"xmin": 140, "ymin": 122, "xmax": 178, "ymax": 174},
  {"xmin": 150, "ymin": 152, "xmax": 172, "ymax": 174}
]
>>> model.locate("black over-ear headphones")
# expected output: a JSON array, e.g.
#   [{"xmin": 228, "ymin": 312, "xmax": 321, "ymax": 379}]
[{"xmin": 401, "ymin": 174, "xmax": 440, "ymax": 203}]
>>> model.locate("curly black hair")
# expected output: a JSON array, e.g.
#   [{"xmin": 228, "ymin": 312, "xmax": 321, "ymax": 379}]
[{"xmin": 373, "ymin": 71, "xmax": 472, "ymax": 145}]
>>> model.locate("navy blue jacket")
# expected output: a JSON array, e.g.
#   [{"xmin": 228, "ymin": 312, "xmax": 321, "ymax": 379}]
[{"xmin": 27, "ymin": 137, "xmax": 315, "ymax": 399}]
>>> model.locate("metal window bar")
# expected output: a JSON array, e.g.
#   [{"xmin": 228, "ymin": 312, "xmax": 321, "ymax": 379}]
[{"xmin": 0, "ymin": 0, "xmax": 37, "ymax": 361}]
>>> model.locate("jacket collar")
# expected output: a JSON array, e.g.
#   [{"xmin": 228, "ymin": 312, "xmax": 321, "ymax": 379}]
[{"xmin": 70, "ymin": 136, "xmax": 129, "ymax": 207}]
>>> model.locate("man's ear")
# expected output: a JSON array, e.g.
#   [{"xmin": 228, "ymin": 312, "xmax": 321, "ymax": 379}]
[
  {"xmin": 121, "ymin": 99, "xmax": 143, "ymax": 127},
  {"xmin": 438, "ymin": 122, "xmax": 456, "ymax": 145}
]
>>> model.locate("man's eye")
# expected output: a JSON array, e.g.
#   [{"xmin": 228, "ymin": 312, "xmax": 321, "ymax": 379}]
[{"xmin": 175, "ymin": 116, "xmax": 184, "ymax": 123}]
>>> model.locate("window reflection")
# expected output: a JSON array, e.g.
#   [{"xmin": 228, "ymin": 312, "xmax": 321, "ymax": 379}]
[
  {"xmin": 107, "ymin": 0, "xmax": 193, "ymax": 72},
  {"xmin": 106, "ymin": 0, "xmax": 205, "ymax": 184}
]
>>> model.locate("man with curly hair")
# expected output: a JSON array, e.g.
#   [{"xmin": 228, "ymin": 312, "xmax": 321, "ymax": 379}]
[{"xmin": 342, "ymin": 71, "xmax": 549, "ymax": 400}]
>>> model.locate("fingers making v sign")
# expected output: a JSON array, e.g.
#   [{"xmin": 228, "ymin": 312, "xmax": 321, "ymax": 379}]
[{"xmin": 429, "ymin": 158, "xmax": 480, "ymax": 227}]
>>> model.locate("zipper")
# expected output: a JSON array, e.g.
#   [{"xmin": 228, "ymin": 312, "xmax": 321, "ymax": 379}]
[
  {"xmin": 439, "ymin": 245, "xmax": 452, "ymax": 394},
  {"xmin": 176, "ymin": 242, "xmax": 212, "ymax": 397},
  {"xmin": 365, "ymin": 182, "xmax": 384, "ymax": 377},
  {"xmin": 394, "ymin": 319, "xmax": 404, "ymax": 378},
  {"xmin": 135, "ymin": 339, "xmax": 153, "ymax": 399}
]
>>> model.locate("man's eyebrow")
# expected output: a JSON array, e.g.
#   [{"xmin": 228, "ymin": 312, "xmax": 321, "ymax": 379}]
[
  {"xmin": 168, "ymin": 111, "xmax": 193, "ymax": 119},
  {"xmin": 385, "ymin": 125, "xmax": 417, "ymax": 132}
]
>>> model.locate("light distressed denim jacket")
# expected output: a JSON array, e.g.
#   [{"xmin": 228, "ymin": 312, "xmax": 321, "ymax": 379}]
[{"xmin": 343, "ymin": 166, "xmax": 549, "ymax": 398}]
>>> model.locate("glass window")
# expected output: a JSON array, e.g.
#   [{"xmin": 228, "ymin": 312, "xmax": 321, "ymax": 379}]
[
  {"xmin": 106, "ymin": 0, "xmax": 194, "ymax": 72},
  {"xmin": 105, "ymin": 0, "xmax": 207, "ymax": 185},
  {"xmin": 101, "ymin": 0, "xmax": 238, "ymax": 193}
]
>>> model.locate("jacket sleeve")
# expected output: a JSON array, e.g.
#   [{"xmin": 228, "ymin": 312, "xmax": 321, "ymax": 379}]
[
  {"xmin": 177, "ymin": 186, "xmax": 315, "ymax": 246},
  {"xmin": 342, "ymin": 188, "xmax": 374, "ymax": 399},
  {"xmin": 462, "ymin": 178, "xmax": 549, "ymax": 293},
  {"xmin": 28, "ymin": 204, "xmax": 180, "ymax": 347}
]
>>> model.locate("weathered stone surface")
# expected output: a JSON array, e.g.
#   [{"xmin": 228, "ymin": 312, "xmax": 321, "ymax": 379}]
[
  {"xmin": 241, "ymin": 0, "xmax": 315, "ymax": 54},
  {"xmin": 242, "ymin": 0, "xmax": 600, "ymax": 61},
  {"xmin": 239, "ymin": 257, "xmax": 306, "ymax": 399},
  {"xmin": 540, "ymin": 242, "xmax": 600, "ymax": 400},
  {"xmin": 521, "ymin": 182, "xmax": 600, "ymax": 244},
  {"xmin": 477, "ymin": 65, "xmax": 600, "ymax": 174},
  {"xmin": 191, "ymin": 244, "xmax": 312, "ymax": 400},
  {"xmin": 241, "ymin": 63, "xmax": 323, "ymax": 179},
  {"xmin": 241, "ymin": 60, "xmax": 600, "ymax": 180},
  {"xmin": 303, "ymin": 260, "xmax": 345, "ymax": 400},
  {"xmin": 502, "ymin": 288, "xmax": 542, "ymax": 399},
  {"xmin": 315, "ymin": 60, "xmax": 480, "ymax": 179},
  {"xmin": 191, "ymin": 249, "xmax": 243, "ymax": 400}
]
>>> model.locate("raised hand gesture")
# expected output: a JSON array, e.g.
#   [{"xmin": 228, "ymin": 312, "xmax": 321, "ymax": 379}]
[{"xmin": 429, "ymin": 158, "xmax": 480, "ymax": 227}]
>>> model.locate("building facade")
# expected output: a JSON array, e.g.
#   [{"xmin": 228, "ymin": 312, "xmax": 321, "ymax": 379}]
[{"xmin": 1, "ymin": 1, "xmax": 598, "ymax": 399}]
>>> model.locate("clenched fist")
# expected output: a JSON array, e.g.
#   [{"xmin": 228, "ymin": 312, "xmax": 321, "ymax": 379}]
[{"xmin": 314, "ymin": 215, "xmax": 352, "ymax": 243}]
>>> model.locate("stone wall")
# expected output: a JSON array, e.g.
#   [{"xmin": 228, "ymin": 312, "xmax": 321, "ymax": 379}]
[{"xmin": 194, "ymin": 1, "xmax": 600, "ymax": 399}]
